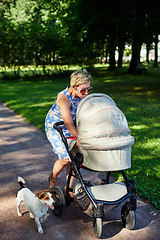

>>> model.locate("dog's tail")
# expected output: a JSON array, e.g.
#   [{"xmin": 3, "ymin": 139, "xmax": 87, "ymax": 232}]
[{"xmin": 18, "ymin": 176, "xmax": 25, "ymax": 189}]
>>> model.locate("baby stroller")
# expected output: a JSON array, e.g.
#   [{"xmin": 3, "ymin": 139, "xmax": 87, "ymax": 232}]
[{"xmin": 52, "ymin": 93, "xmax": 136, "ymax": 238}]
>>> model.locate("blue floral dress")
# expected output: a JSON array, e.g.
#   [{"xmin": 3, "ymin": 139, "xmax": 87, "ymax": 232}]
[{"xmin": 45, "ymin": 87, "xmax": 82, "ymax": 159}]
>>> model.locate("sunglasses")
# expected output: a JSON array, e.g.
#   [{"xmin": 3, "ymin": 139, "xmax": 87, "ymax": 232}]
[{"xmin": 77, "ymin": 87, "xmax": 93, "ymax": 95}]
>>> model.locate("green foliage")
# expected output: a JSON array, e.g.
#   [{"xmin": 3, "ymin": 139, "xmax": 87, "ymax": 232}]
[
  {"xmin": 0, "ymin": 0, "xmax": 160, "ymax": 73},
  {"xmin": 0, "ymin": 0, "xmax": 64, "ymax": 72},
  {"xmin": 0, "ymin": 64, "xmax": 160, "ymax": 209}
]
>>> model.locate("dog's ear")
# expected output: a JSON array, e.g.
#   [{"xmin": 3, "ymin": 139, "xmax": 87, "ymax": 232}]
[
  {"xmin": 35, "ymin": 192, "xmax": 42, "ymax": 199},
  {"xmin": 44, "ymin": 190, "xmax": 53, "ymax": 198},
  {"xmin": 35, "ymin": 192, "xmax": 40, "ymax": 198},
  {"xmin": 36, "ymin": 192, "xmax": 46, "ymax": 199}
]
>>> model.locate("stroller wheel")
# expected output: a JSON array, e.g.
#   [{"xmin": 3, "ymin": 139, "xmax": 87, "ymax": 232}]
[
  {"xmin": 51, "ymin": 186, "xmax": 66, "ymax": 216},
  {"xmin": 121, "ymin": 204, "xmax": 136, "ymax": 230},
  {"xmin": 93, "ymin": 217, "xmax": 103, "ymax": 238}
]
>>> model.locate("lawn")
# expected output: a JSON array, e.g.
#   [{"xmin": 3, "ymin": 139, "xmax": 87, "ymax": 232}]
[{"xmin": 0, "ymin": 64, "xmax": 160, "ymax": 210}]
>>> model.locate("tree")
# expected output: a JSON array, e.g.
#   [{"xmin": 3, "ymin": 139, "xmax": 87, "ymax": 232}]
[
  {"xmin": 128, "ymin": 1, "xmax": 160, "ymax": 72},
  {"xmin": 128, "ymin": 1, "xmax": 147, "ymax": 73},
  {"xmin": 149, "ymin": 2, "xmax": 160, "ymax": 68},
  {"xmin": 1, "ymin": 0, "xmax": 160, "ymax": 75},
  {"xmin": 0, "ymin": 0, "xmax": 64, "ymax": 76}
]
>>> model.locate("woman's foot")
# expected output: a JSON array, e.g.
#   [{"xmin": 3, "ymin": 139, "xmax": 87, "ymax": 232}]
[
  {"xmin": 48, "ymin": 173, "xmax": 57, "ymax": 191},
  {"xmin": 64, "ymin": 186, "xmax": 75, "ymax": 201}
]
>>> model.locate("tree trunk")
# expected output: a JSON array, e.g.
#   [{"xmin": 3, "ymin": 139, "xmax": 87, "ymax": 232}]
[
  {"xmin": 146, "ymin": 43, "xmax": 150, "ymax": 63},
  {"xmin": 108, "ymin": 48, "xmax": 116, "ymax": 69},
  {"xmin": 107, "ymin": 34, "xmax": 116, "ymax": 70},
  {"xmin": 128, "ymin": 42, "xmax": 141, "ymax": 73},
  {"xmin": 118, "ymin": 47, "xmax": 124, "ymax": 68},
  {"xmin": 100, "ymin": 49, "xmax": 104, "ymax": 64},
  {"xmin": 105, "ymin": 49, "xmax": 108, "ymax": 63},
  {"xmin": 128, "ymin": 2, "xmax": 144, "ymax": 73},
  {"xmin": 154, "ymin": 34, "xmax": 158, "ymax": 68}
]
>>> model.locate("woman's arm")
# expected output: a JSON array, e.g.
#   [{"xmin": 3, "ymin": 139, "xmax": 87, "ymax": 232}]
[{"xmin": 56, "ymin": 94, "xmax": 77, "ymax": 137}]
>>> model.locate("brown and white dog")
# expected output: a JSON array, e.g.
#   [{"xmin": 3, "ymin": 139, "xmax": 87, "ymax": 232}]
[{"xmin": 16, "ymin": 176, "xmax": 55, "ymax": 233}]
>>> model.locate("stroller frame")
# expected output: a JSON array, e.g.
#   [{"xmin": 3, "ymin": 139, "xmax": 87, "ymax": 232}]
[{"xmin": 52, "ymin": 121, "xmax": 137, "ymax": 238}]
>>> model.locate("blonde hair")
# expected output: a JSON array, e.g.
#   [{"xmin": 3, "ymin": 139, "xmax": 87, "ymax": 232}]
[{"xmin": 70, "ymin": 68, "xmax": 92, "ymax": 87}]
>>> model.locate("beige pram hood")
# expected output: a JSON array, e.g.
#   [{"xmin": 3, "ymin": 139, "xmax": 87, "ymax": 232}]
[{"xmin": 76, "ymin": 93, "xmax": 134, "ymax": 171}]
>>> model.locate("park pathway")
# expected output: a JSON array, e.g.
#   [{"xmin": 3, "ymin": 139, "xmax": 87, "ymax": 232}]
[{"xmin": 0, "ymin": 101, "xmax": 160, "ymax": 240}]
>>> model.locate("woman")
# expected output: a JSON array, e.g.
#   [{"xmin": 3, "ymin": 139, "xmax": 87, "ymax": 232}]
[{"xmin": 45, "ymin": 69, "xmax": 92, "ymax": 191}]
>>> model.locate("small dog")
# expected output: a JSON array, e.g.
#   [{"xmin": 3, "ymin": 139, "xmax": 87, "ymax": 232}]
[{"xmin": 16, "ymin": 176, "xmax": 55, "ymax": 234}]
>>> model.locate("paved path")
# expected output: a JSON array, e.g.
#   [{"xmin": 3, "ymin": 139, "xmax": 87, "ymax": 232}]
[{"xmin": 0, "ymin": 101, "xmax": 160, "ymax": 240}]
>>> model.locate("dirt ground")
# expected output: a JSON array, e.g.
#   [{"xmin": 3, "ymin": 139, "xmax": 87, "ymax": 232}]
[{"xmin": 0, "ymin": 101, "xmax": 160, "ymax": 240}]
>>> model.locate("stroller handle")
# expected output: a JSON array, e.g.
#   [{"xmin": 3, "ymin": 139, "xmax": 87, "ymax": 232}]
[
  {"xmin": 53, "ymin": 120, "xmax": 76, "ymax": 133},
  {"xmin": 53, "ymin": 121, "xmax": 65, "ymax": 132}
]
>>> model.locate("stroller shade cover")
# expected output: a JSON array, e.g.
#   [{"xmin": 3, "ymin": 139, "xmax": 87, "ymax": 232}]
[{"xmin": 76, "ymin": 93, "xmax": 134, "ymax": 171}]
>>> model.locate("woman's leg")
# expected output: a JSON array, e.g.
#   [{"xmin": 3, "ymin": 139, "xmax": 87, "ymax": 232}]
[
  {"xmin": 65, "ymin": 164, "xmax": 75, "ymax": 199},
  {"xmin": 49, "ymin": 158, "xmax": 70, "ymax": 189},
  {"xmin": 66, "ymin": 164, "xmax": 74, "ymax": 188}
]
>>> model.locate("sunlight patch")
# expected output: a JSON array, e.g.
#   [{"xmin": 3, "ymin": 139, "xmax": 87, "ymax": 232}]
[
  {"xmin": 154, "ymin": 165, "xmax": 160, "ymax": 178},
  {"xmin": 142, "ymin": 138, "xmax": 160, "ymax": 149},
  {"xmin": 134, "ymin": 87, "xmax": 143, "ymax": 91},
  {"xmin": 104, "ymin": 79, "xmax": 118, "ymax": 83},
  {"xmin": 29, "ymin": 102, "xmax": 52, "ymax": 107},
  {"xmin": 131, "ymin": 124, "xmax": 148, "ymax": 130}
]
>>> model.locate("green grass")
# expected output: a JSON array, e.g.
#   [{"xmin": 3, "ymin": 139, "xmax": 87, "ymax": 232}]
[{"xmin": 0, "ymin": 63, "xmax": 160, "ymax": 210}]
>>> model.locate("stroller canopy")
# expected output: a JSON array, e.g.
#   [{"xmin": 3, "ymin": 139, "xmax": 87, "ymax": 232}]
[{"xmin": 76, "ymin": 93, "xmax": 134, "ymax": 171}]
